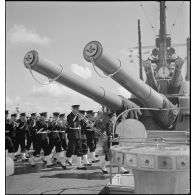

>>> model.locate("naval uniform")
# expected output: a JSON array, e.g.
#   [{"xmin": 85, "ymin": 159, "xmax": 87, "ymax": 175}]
[
  {"xmin": 15, "ymin": 119, "xmax": 29, "ymax": 153},
  {"xmin": 26, "ymin": 118, "xmax": 37, "ymax": 151},
  {"xmin": 59, "ymin": 120, "xmax": 68, "ymax": 151},
  {"xmin": 85, "ymin": 120, "xmax": 97, "ymax": 153},
  {"xmin": 79, "ymin": 121, "xmax": 88, "ymax": 155},
  {"xmin": 5, "ymin": 119, "xmax": 15, "ymax": 153},
  {"xmin": 66, "ymin": 112, "xmax": 82, "ymax": 157},
  {"xmin": 48, "ymin": 120, "xmax": 62, "ymax": 154},
  {"xmin": 32, "ymin": 119, "xmax": 50, "ymax": 157}
]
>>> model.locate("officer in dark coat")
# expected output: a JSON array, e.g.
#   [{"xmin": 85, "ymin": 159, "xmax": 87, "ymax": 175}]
[
  {"xmin": 15, "ymin": 113, "xmax": 29, "ymax": 161},
  {"xmin": 66, "ymin": 105, "xmax": 86, "ymax": 170},
  {"xmin": 85, "ymin": 110, "xmax": 100, "ymax": 163},
  {"xmin": 5, "ymin": 110, "xmax": 15, "ymax": 160},
  {"xmin": 26, "ymin": 113, "xmax": 37, "ymax": 157},
  {"xmin": 29, "ymin": 112, "xmax": 53, "ymax": 167}
]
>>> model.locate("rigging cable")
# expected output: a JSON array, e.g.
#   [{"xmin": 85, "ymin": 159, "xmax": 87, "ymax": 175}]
[
  {"xmin": 139, "ymin": 1, "xmax": 157, "ymax": 36},
  {"xmin": 170, "ymin": 1, "xmax": 185, "ymax": 35}
]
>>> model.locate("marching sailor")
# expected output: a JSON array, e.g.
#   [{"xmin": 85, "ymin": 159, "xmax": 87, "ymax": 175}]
[
  {"xmin": 5, "ymin": 110, "xmax": 15, "ymax": 160},
  {"xmin": 85, "ymin": 110, "xmax": 100, "ymax": 163},
  {"xmin": 59, "ymin": 113, "xmax": 68, "ymax": 156},
  {"xmin": 65, "ymin": 105, "xmax": 86, "ymax": 170},
  {"xmin": 48, "ymin": 112, "xmax": 64, "ymax": 166},
  {"xmin": 26, "ymin": 113, "xmax": 37, "ymax": 157},
  {"xmin": 79, "ymin": 110, "xmax": 92, "ymax": 166},
  {"xmin": 15, "ymin": 113, "xmax": 29, "ymax": 161},
  {"xmin": 29, "ymin": 112, "xmax": 53, "ymax": 167},
  {"xmin": 100, "ymin": 112, "xmax": 129, "ymax": 174}
]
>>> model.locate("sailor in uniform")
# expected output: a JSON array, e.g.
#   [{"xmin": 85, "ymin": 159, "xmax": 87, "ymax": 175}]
[
  {"xmin": 5, "ymin": 111, "xmax": 15, "ymax": 160},
  {"xmin": 48, "ymin": 112, "xmax": 63, "ymax": 165},
  {"xmin": 59, "ymin": 113, "xmax": 68, "ymax": 156},
  {"xmin": 85, "ymin": 110, "xmax": 100, "ymax": 163},
  {"xmin": 29, "ymin": 112, "xmax": 53, "ymax": 167},
  {"xmin": 26, "ymin": 113, "xmax": 37, "ymax": 157},
  {"xmin": 100, "ymin": 112, "xmax": 129, "ymax": 174},
  {"xmin": 65, "ymin": 105, "xmax": 86, "ymax": 170},
  {"xmin": 14, "ymin": 113, "xmax": 29, "ymax": 161},
  {"xmin": 79, "ymin": 110, "xmax": 92, "ymax": 166}
]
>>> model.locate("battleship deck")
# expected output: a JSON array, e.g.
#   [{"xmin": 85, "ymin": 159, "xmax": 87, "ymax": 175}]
[{"xmin": 6, "ymin": 156, "xmax": 120, "ymax": 194}]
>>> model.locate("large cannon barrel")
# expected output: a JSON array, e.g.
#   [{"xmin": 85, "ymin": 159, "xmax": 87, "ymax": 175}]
[
  {"xmin": 83, "ymin": 41, "xmax": 165, "ymax": 108},
  {"xmin": 143, "ymin": 60, "xmax": 159, "ymax": 91},
  {"xmin": 169, "ymin": 57, "xmax": 184, "ymax": 94},
  {"xmin": 83, "ymin": 41, "xmax": 179, "ymax": 129},
  {"xmin": 23, "ymin": 50, "xmax": 135, "ymax": 112}
]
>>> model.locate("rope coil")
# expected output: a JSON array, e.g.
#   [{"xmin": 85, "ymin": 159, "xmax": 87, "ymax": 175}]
[{"xmin": 28, "ymin": 64, "xmax": 63, "ymax": 85}]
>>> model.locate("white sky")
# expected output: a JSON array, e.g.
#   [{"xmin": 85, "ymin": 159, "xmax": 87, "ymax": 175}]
[{"xmin": 5, "ymin": 1, "xmax": 190, "ymax": 116}]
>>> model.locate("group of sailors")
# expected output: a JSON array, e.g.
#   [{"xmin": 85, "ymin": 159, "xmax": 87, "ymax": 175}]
[{"xmin": 5, "ymin": 105, "xmax": 129, "ymax": 174}]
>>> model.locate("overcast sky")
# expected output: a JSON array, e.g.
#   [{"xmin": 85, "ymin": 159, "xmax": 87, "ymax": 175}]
[{"xmin": 6, "ymin": 1, "xmax": 190, "ymax": 116}]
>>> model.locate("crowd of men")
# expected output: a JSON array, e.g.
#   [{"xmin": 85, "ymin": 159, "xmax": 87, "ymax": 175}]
[{"xmin": 5, "ymin": 105, "xmax": 129, "ymax": 174}]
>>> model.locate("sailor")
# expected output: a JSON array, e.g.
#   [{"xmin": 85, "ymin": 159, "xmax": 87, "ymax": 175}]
[
  {"xmin": 15, "ymin": 113, "xmax": 29, "ymax": 161},
  {"xmin": 26, "ymin": 113, "xmax": 37, "ymax": 157},
  {"xmin": 100, "ymin": 112, "xmax": 129, "ymax": 174},
  {"xmin": 5, "ymin": 110, "xmax": 16, "ymax": 160},
  {"xmin": 59, "ymin": 113, "xmax": 68, "ymax": 155},
  {"xmin": 48, "ymin": 112, "xmax": 64, "ymax": 166},
  {"xmin": 79, "ymin": 110, "xmax": 92, "ymax": 166},
  {"xmin": 29, "ymin": 112, "xmax": 53, "ymax": 167},
  {"xmin": 85, "ymin": 110, "xmax": 100, "ymax": 163},
  {"xmin": 65, "ymin": 105, "xmax": 86, "ymax": 170}
]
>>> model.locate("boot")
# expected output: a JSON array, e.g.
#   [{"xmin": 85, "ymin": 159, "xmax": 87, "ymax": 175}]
[
  {"xmin": 100, "ymin": 158, "xmax": 108, "ymax": 174},
  {"xmin": 46, "ymin": 155, "xmax": 54, "ymax": 167},
  {"xmin": 120, "ymin": 166, "xmax": 130, "ymax": 174},
  {"xmin": 29, "ymin": 156, "xmax": 35, "ymax": 166},
  {"xmin": 66, "ymin": 157, "xmax": 72, "ymax": 166},
  {"xmin": 91, "ymin": 152, "xmax": 100, "ymax": 163},
  {"xmin": 21, "ymin": 152, "xmax": 28, "ymax": 161},
  {"xmin": 42, "ymin": 156, "xmax": 47, "ymax": 164},
  {"xmin": 83, "ymin": 155, "xmax": 92, "ymax": 166},
  {"xmin": 76, "ymin": 156, "xmax": 86, "ymax": 170},
  {"xmin": 25, "ymin": 150, "xmax": 30, "ymax": 158}
]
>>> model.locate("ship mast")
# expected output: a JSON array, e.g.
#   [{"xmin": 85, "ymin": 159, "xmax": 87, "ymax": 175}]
[
  {"xmin": 159, "ymin": 1, "xmax": 167, "ymax": 70},
  {"xmin": 138, "ymin": 19, "xmax": 143, "ymax": 80}
]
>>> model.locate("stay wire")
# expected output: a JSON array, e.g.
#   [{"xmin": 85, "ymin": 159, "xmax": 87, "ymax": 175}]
[
  {"xmin": 139, "ymin": 1, "xmax": 156, "ymax": 36},
  {"xmin": 170, "ymin": 1, "xmax": 185, "ymax": 35}
]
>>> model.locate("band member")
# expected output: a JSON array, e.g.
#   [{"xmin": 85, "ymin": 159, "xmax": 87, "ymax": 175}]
[
  {"xmin": 48, "ymin": 112, "xmax": 64, "ymax": 165},
  {"xmin": 29, "ymin": 112, "xmax": 53, "ymax": 167},
  {"xmin": 15, "ymin": 113, "xmax": 29, "ymax": 161},
  {"xmin": 79, "ymin": 110, "xmax": 92, "ymax": 166},
  {"xmin": 59, "ymin": 113, "xmax": 68, "ymax": 153},
  {"xmin": 100, "ymin": 112, "xmax": 129, "ymax": 174},
  {"xmin": 5, "ymin": 110, "xmax": 15, "ymax": 160},
  {"xmin": 26, "ymin": 113, "xmax": 37, "ymax": 157},
  {"xmin": 85, "ymin": 110, "xmax": 99, "ymax": 163},
  {"xmin": 66, "ymin": 105, "xmax": 86, "ymax": 170}
]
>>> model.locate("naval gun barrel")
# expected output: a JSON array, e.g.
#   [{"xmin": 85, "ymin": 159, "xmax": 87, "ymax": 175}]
[
  {"xmin": 83, "ymin": 41, "xmax": 179, "ymax": 129},
  {"xmin": 169, "ymin": 57, "xmax": 184, "ymax": 94},
  {"xmin": 23, "ymin": 50, "xmax": 135, "ymax": 112},
  {"xmin": 143, "ymin": 59, "xmax": 159, "ymax": 91}
]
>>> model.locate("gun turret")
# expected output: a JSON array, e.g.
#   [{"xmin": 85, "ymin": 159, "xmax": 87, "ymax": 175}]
[
  {"xmin": 83, "ymin": 41, "xmax": 179, "ymax": 129},
  {"xmin": 23, "ymin": 50, "xmax": 139, "ymax": 114}
]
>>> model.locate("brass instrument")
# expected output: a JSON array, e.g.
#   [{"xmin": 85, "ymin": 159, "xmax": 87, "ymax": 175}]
[{"xmin": 73, "ymin": 111, "xmax": 107, "ymax": 139}]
